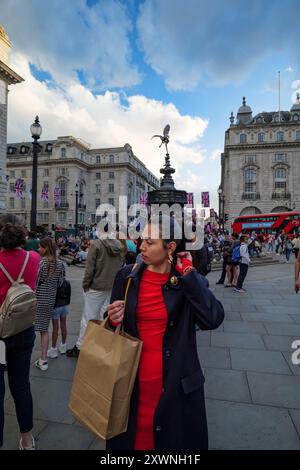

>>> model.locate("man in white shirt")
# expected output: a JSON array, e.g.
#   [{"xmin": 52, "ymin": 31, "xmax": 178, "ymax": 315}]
[{"xmin": 234, "ymin": 235, "xmax": 250, "ymax": 293}]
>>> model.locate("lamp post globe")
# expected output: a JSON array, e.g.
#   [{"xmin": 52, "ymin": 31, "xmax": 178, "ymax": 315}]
[{"xmin": 30, "ymin": 116, "xmax": 42, "ymax": 232}]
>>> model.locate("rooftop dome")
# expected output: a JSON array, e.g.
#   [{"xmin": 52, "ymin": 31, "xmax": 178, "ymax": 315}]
[{"xmin": 238, "ymin": 96, "xmax": 252, "ymax": 114}]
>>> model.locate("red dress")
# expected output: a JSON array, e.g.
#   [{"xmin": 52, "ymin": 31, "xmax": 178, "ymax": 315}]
[{"xmin": 134, "ymin": 269, "xmax": 169, "ymax": 450}]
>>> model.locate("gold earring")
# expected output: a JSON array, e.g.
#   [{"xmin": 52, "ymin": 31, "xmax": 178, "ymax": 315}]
[{"xmin": 168, "ymin": 252, "xmax": 173, "ymax": 264}]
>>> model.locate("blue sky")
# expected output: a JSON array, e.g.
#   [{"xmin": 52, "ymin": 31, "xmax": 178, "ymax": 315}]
[{"xmin": 2, "ymin": 0, "xmax": 300, "ymax": 210}]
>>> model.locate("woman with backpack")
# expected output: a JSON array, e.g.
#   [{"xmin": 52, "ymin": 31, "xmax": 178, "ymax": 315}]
[
  {"xmin": 34, "ymin": 238, "xmax": 65, "ymax": 371},
  {"xmin": 0, "ymin": 214, "xmax": 40, "ymax": 450}
]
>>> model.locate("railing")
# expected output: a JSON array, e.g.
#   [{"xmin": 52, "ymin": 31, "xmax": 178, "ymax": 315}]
[
  {"xmin": 55, "ymin": 202, "xmax": 69, "ymax": 209},
  {"xmin": 242, "ymin": 193, "xmax": 260, "ymax": 200},
  {"xmin": 272, "ymin": 192, "xmax": 291, "ymax": 200}
]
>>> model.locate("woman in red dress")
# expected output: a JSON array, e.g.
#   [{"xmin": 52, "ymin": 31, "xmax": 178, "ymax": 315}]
[{"xmin": 107, "ymin": 216, "xmax": 224, "ymax": 451}]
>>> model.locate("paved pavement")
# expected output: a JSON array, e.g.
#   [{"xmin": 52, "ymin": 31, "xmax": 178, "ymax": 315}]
[{"xmin": 2, "ymin": 260, "xmax": 300, "ymax": 450}]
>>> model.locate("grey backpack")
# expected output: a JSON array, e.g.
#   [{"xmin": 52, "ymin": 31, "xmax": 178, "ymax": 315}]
[{"xmin": 0, "ymin": 252, "xmax": 37, "ymax": 338}]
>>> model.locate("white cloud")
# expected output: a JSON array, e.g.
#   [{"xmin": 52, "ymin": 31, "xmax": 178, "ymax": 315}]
[
  {"xmin": 7, "ymin": 53, "xmax": 208, "ymax": 188},
  {"xmin": 209, "ymin": 149, "xmax": 222, "ymax": 161},
  {"xmin": 285, "ymin": 67, "xmax": 294, "ymax": 72},
  {"xmin": 137, "ymin": 0, "xmax": 300, "ymax": 91},
  {"xmin": 1, "ymin": 0, "xmax": 140, "ymax": 89}
]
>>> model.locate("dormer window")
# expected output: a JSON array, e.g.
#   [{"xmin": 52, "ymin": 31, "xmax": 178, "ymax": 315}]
[
  {"xmin": 294, "ymin": 114, "xmax": 299, "ymax": 121},
  {"xmin": 109, "ymin": 154, "xmax": 115, "ymax": 164},
  {"xmin": 21, "ymin": 146, "xmax": 26, "ymax": 154},
  {"xmin": 258, "ymin": 132, "xmax": 264, "ymax": 143},
  {"xmin": 61, "ymin": 148, "xmax": 66, "ymax": 158},
  {"xmin": 46, "ymin": 143, "xmax": 52, "ymax": 152}
]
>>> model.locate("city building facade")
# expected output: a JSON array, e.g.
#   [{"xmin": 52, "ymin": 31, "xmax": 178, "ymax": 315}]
[
  {"xmin": 220, "ymin": 96, "xmax": 300, "ymax": 229},
  {"xmin": 0, "ymin": 25, "xmax": 23, "ymax": 211},
  {"xmin": 6, "ymin": 136, "xmax": 159, "ymax": 230}
]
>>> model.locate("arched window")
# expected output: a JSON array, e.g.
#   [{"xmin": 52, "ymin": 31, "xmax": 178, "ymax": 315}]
[
  {"xmin": 258, "ymin": 132, "xmax": 264, "ymax": 143},
  {"xmin": 274, "ymin": 168, "xmax": 286, "ymax": 191},
  {"xmin": 109, "ymin": 154, "xmax": 114, "ymax": 164},
  {"xmin": 240, "ymin": 133, "xmax": 247, "ymax": 144},
  {"xmin": 61, "ymin": 148, "xmax": 66, "ymax": 158},
  {"xmin": 276, "ymin": 131, "xmax": 284, "ymax": 142},
  {"xmin": 244, "ymin": 169, "xmax": 257, "ymax": 196}
]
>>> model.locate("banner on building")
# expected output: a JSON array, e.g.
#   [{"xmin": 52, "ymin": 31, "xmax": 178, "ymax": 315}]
[
  {"xmin": 28, "ymin": 186, "xmax": 32, "ymax": 200},
  {"xmin": 15, "ymin": 178, "xmax": 25, "ymax": 199},
  {"xmin": 140, "ymin": 192, "xmax": 148, "ymax": 206},
  {"xmin": 187, "ymin": 192, "xmax": 194, "ymax": 207},
  {"xmin": 41, "ymin": 183, "xmax": 49, "ymax": 202},
  {"xmin": 201, "ymin": 191, "xmax": 210, "ymax": 208}
]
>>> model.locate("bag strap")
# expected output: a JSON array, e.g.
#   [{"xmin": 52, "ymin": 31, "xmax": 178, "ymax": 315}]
[
  {"xmin": 115, "ymin": 263, "xmax": 137, "ymax": 334},
  {"xmin": 17, "ymin": 251, "xmax": 30, "ymax": 282},
  {"xmin": 0, "ymin": 251, "xmax": 30, "ymax": 285}
]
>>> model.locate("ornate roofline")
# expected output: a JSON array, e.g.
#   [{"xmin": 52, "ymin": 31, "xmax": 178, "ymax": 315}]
[{"xmin": 0, "ymin": 60, "xmax": 24, "ymax": 85}]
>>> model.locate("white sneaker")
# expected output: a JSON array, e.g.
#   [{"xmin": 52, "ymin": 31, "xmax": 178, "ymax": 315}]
[
  {"xmin": 19, "ymin": 435, "xmax": 35, "ymax": 450},
  {"xmin": 59, "ymin": 343, "xmax": 67, "ymax": 354},
  {"xmin": 34, "ymin": 359, "xmax": 48, "ymax": 371},
  {"xmin": 47, "ymin": 347, "xmax": 58, "ymax": 359}
]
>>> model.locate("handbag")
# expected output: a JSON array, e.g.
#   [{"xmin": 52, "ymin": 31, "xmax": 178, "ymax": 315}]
[{"xmin": 69, "ymin": 276, "xmax": 142, "ymax": 440}]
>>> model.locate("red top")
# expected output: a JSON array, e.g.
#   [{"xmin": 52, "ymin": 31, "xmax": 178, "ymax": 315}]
[
  {"xmin": 134, "ymin": 269, "xmax": 169, "ymax": 450},
  {"xmin": 0, "ymin": 248, "xmax": 41, "ymax": 306}
]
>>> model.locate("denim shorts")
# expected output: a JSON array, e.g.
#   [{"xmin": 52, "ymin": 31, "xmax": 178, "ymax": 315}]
[{"xmin": 52, "ymin": 306, "xmax": 69, "ymax": 320}]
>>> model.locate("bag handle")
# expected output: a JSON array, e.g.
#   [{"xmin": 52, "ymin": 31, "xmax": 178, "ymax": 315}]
[{"xmin": 115, "ymin": 263, "xmax": 137, "ymax": 334}]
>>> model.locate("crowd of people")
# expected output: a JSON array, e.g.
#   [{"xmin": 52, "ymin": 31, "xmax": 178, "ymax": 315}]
[{"xmin": 0, "ymin": 214, "xmax": 299, "ymax": 450}]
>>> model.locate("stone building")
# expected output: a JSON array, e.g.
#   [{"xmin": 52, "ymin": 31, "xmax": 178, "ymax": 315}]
[
  {"xmin": 220, "ymin": 96, "xmax": 300, "ymax": 228},
  {"xmin": 0, "ymin": 25, "xmax": 23, "ymax": 211},
  {"xmin": 6, "ymin": 136, "xmax": 159, "ymax": 230}
]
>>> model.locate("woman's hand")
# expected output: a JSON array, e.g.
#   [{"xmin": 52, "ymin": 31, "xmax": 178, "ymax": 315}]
[
  {"xmin": 176, "ymin": 251, "xmax": 193, "ymax": 274},
  {"xmin": 107, "ymin": 300, "xmax": 125, "ymax": 324}
]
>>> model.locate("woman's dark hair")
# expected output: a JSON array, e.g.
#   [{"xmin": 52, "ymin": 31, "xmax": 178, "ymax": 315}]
[{"xmin": 0, "ymin": 213, "xmax": 26, "ymax": 249}]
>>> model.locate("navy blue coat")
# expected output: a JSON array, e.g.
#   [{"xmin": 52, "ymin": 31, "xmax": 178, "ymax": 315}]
[{"xmin": 106, "ymin": 262, "xmax": 224, "ymax": 451}]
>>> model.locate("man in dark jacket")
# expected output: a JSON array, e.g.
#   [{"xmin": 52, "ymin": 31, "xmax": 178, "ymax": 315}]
[{"xmin": 67, "ymin": 238, "xmax": 122, "ymax": 357}]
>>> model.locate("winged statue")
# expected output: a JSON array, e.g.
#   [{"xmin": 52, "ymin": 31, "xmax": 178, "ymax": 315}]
[{"xmin": 151, "ymin": 124, "xmax": 170, "ymax": 148}]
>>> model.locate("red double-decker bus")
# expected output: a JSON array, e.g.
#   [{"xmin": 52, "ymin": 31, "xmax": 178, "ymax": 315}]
[{"xmin": 232, "ymin": 212, "xmax": 300, "ymax": 235}]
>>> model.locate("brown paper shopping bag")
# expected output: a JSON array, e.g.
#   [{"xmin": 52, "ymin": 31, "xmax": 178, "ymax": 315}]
[{"xmin": 69, "ymin": 279, "xmax": 142, "ymax": 440}]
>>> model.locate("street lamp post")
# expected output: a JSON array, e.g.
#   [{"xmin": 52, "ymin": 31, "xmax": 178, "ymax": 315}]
[
  {"xmin": 75, "ymin": 183, "xmax": 79, "ymax": 236},
  {"xmin": 30, "ymin": 116, "xmax": 42, "ymax": 232},
  {"xmin": 217, "ymin": 187, "xmax": 222, "ymax": 230}
]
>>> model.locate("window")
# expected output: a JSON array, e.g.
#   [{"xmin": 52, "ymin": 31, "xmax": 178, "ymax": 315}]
[
  {"xmin": 58, "ymin": 212, "xmax": 67, "ymax": 223},
  {"xmin": 20, "ymin": 198, "xmax": 25, "ymax": 209},
  {"xmin": 276, "ymin": 131, "xmax": 284, "ymax": 142},
  {"xmin": 275, "ymin": 168, "xmax": 286, "ymax": 191},
  {"xmin": 96, "ymin": 172, "xmax": 101, "ymax": 180},
  {"xmin": 109, "ymin": 155, "xmax": 114, "ymax": 164},
  {"xmin": 91, "ymin": 214, "xmax": 96, "ymax": 224},
  {"xmin": 95, "ymin": 199, "xmax": 101, "ymax": 208},
  {"xmin": 37, "ymin": 213, "xmax": 49, "ymax": 223},
  {"xmin": 109, "ymin": 172, "xmax": 114, "ymax": 179},
  {"xmin": 10, "ymin": 198, "xmax": 14, "ymax": 209},
  {"xmin": 96, "ymin": 155, "xmax": 101, "ymax": 164},
  {"xmin": 43, "ymin": 201, "xmax": 49, "ymax": 208},
  {"xmin": 293, "ymin": 114, "xmax": 299, "ymax": 122},
  {"xmin": 258, "ymin": 132, "xmax": 264, "ymax": 143},
  {"xmin": 275, "ymin": 153, "xmax": 287, "ymax": 162},
  {"xmin": 59, "ymin": 180, "xmax": 67, "ymax": 204},
  {"xmin": 46, "ymin": 143, "xmax": 52, "ymax": 152},
  {"xmin": 10, "ymin": 170, "xmax": 15, "ymax": 179},
  {"xmin": 244, "ymin": 169, "xmax": 257, "ymax": 194},
  {"xmin": 108, "ymin": 198, "xmax": 114, "ymax": 206},
  {"xmin": 61, "ymin": 148, "xmax": 66, "ymax": 158},
  {"xmin": 96, "ymin": 184, "xmax": 101, "ymax": 193},
  {"xmin": 21, "ymin": 170, "xmax": 26, "ymax": 178},
  {"xmin": 43, "ymin": 169, "xmax": 49, "ymax": 177},
  {"xmin": 240, "ymin": 133, "xmax": 247, "ymax": 144},
  {"xmin": 245, "ymin": 155, "xmax": 256, "ymax": 164},
  {"xmin": 10, "ymin": 183, "xmax": 15, "ymax": 192},
  {"xmin": 296, "ymin": 131, "xmax": 300, "ymax": 141},
  {"xmin": 58, "ymin": 167, "xmax": 67, "ymax": 176},
  {"xmin": 109, "ymin": 184, "xmax": 114, "ymax": 193}
]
